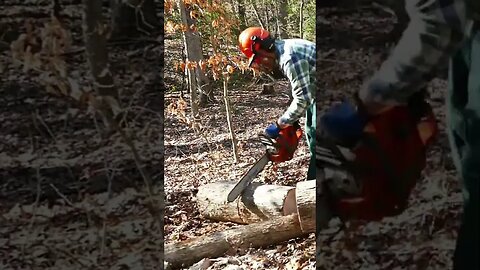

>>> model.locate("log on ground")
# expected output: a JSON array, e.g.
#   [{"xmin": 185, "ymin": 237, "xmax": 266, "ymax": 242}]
[
  {"xmin": 164, "ymin": 214, "xmax": 310, "ymax": 269},
  {"xmin": 197, "ymin": 181, "xmax": 297, "ymax": 224}
]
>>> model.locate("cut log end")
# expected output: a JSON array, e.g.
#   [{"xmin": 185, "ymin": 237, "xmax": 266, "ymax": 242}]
[
  {"xmin": 283, "ymin": 188, "xmax": 297, "ymax": 215},
  {"xmin": 295, "ymin": 180, "xmax": 316, "ymax": 233}
]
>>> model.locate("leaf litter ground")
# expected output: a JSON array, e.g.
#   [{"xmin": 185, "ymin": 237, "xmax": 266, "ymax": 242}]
[{"xmin": 1, "ymin": 1, "xmax": 164, "ymax": 269}]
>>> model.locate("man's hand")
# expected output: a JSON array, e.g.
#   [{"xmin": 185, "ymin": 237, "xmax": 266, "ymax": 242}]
[
  {"xmin": 265, "ymin": 123, "xmax": 281, "ymax": 138},
  {"xmin": 320, "ymin": 100, "xmax": 368, "ymax": 145},
  {"xmin": 265, "ymin": 124, "xmax": 303, "ymax": 163},
  {"xmin": 265, "ymin": 121, "xmax": 299, "ymax": 138}
]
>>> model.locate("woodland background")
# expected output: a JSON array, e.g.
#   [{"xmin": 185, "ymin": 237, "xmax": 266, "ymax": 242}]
[{"xmin": 1, "ymin": 0, "xmax": 165, "ymax": 268}]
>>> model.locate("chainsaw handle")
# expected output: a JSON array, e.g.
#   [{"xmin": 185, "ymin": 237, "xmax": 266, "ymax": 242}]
[
  {"xmin": 263, "ymin": 125, "xmax": 303, "ymax": 163},
  {"xmin": 259, "ymin": 133, "xmax": 275, "ymax": 146},
  {"xmin": 258, "ymin": 134, "xmax": 278, "ymax": 154}
]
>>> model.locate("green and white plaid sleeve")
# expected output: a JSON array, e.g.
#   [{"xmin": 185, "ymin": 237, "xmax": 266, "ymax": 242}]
[
  {"xmin": 278, "ymin": 59, "xmax": 314, "ymax": 125},
  {"xmin": 359, "ymin": 0, "xmax": 475, "ymax": 104}
]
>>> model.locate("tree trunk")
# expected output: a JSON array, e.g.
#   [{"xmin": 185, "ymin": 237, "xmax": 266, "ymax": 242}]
[
  {"xmin": 198, "ymin": 81, "xmax": 215, "ymax": 107},
  {"xmin": 167, "ymin": 180, "xmax": 319, "ymax": 268},
  {"xmin": 197, "ymin": 181, "xmax": 297, "ymax": 224},
  {"xmin": 274, "ymin": 5, "xmax": 280, "ymax": 37},
  {"xmin": 237, "ymin": 0, "xmax": 247, "ymax": 29},
  {"xmin": 110, "ymin": 0, "xmax": 159, "ymax": 39},
  {"xmin": 299, "ymin": 0, "xmax": 304, "ymax": 39},
  {"xmin": 186, "ymin": 65, "xmax": 198, "ymax": 117},
  {"xmin": 263, "ymin": 0, "xmax": 270, "ymax": 31},
  {"xmin": 83, "ymin": 0, "xmax": 120, "ymax": 133},
  {"xmin": 52, "ymin": 0, "xmax": 62, "ymax": 18},
  {"xmin": 164, "ymin": 214, "xmax": 310, "ymax": 269},
  {"xmin": 178, "ymin": 0, "xmax": 212, "ymax": 113},
  {"xmin": 277, "ymin": 0, "xmax": 289, "ymax": 38},
  {"xmin": 223, "ymin": 78, "xmax": 239, "ymax": 162},
  {"xmin": 178, "ymin": 0, "xmax": 199, "ymax": 116},
  {"xmin": 83, "ymin": 0, "xmax": 117, "ymax": 99},
  {"xmin": 250, "ymin": 0, "xmax": 265, "ymax": 29}
]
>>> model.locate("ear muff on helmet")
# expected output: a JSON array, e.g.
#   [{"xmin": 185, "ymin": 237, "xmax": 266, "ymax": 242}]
[
  {"xmin": 238, "ymin": 27, "xmax": 275, "ymax": 67},
  {"xmin": 250, "ymin": 35, "xmax": 275, "ymax": 53},
  {"xmin": 248, "ymin": 36, "xmax": 275, "ymax": 67}
]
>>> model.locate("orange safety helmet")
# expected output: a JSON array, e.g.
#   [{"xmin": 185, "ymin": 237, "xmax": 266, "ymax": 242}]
[{"xmin": 238, "ymin": 27, "xmax": 274, "ymax": 67}]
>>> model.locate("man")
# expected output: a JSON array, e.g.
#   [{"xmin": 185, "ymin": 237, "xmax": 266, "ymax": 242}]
[
  {"xmin": 238, "ymin": 27, "xmax": 316, "ymax": 180},
  {"xmin": 323, "ymin": 0, "xmax": 479, "ymax": 268}
]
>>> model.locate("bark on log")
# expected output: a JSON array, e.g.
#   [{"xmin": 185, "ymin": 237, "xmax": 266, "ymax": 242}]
[
  {"xmin": 164, "ymin": 214, "xmax": 309, "ymax": 269},
  {"xmin": 296, "ymin": 180, "xmax": 316, "ymax": 233},
  {"xmin": 197, "ymin": 181, "xmax": 297, "ymax": 224}
]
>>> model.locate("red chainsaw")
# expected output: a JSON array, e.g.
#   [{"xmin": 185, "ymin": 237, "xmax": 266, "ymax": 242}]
[
  {"xmin": 226, "ymin": 125, "xmax": 303, "ymax": 202},
  {"xmin": 316, "ymin": 94, "xmax": 439, "ymax": 221}
]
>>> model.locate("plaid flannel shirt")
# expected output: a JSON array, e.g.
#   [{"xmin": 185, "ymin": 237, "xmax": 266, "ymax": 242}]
[
  {"xmin": 275, "ymin": 39, "xmax": 317, "ymax": 125},
  {"xmin": 359, "ymin": 0, "xmax": 480, "ymax": 105}
]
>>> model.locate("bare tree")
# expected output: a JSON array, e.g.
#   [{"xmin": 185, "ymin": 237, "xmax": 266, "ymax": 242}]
[
  {"xmin": 223, "ymin": 77, "xmax": 239, "ymax": 162},
  {"xmin": 237, "ymin": 0, "xmax": 247, "ymax": 29},
  {"xmin": 299, "ymin": 0, "xmax": 304, "ymax": 39},
  {"xmin": 262, "ymin": 0, "xmax": 271, "ymax": 31},
  {"xmin": 178, "ymin": 0, "xmax": 213, "ymax": 115},
  {"xmin": 110, "ymin": 0, "xmax": 160, "ymax": 38},
  {"xmin": 277, "ymin": 0, "xmax": 289, "ymax": 38},
  {"xmin": 83, "ymin": 0, "xmax": 118, "ymax": 107},
  {"xmin": 250, "ymin": 0, "xmax": 265, "ymax": 29}
]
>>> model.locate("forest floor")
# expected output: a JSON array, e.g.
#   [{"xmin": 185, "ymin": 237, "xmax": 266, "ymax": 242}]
[
  {"xmin": 164, "ymin": 4, "xmax": 464, "ymax": 270},
  {"xmin": 1, "ymin": 1, "xmax": 165, "ymax": 269}
]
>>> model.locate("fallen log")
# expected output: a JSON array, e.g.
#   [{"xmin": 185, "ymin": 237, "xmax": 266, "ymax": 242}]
[
  {"xmin": 165, "ymin": 180, "xmax": 317, "ymax": 268},
  {"xmin": 197, "ymin": 181, "xmax": 297, "ymax": 224},
  {"xmin": 164, "ymin": 214, "xmax": 309, "ymax": 269},
  {"xmin": 197, "ymin": 180, "xmax": 316, "ymax": 232}
]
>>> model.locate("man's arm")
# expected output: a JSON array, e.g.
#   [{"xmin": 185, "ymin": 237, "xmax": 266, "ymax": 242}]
[
  {"xmin": 278, "ymin": 59, "xmax": 314, "ymax": 126},
  {"xmin": 359, "ymin": 0, "xmax": 472, "ymax": 108}
]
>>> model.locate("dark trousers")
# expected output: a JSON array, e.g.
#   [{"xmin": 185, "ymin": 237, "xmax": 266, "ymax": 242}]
[
  {"xmin": 447, "ymin": 30, "xmax": 480, "ymax": 270},
  {"xmin": 306, "ymin": 101, "xmax": 316, "ymax": 180}
]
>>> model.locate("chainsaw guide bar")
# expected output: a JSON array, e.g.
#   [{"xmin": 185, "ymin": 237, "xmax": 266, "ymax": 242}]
[{"xmin": 226, "ymin": 154, "xmax": 270, "ymax": 202}]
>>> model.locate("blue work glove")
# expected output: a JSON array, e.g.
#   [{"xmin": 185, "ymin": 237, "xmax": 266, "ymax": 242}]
[
  {"xmin": 320, "ymin": 99, "xmax": 368, "ymax": 144},
  {"xmin": 265, "ymin": 123, "xmax": 280, "ymax": 138}
]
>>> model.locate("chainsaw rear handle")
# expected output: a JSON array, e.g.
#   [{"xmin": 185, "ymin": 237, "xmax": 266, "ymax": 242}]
[
  {"xmin": 259, "ymin": 134, "xmax": 275, "ymax": 147},
  {"xmin": 260, "ymin": 124, "xmax": 303, "ymax": 163}
]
